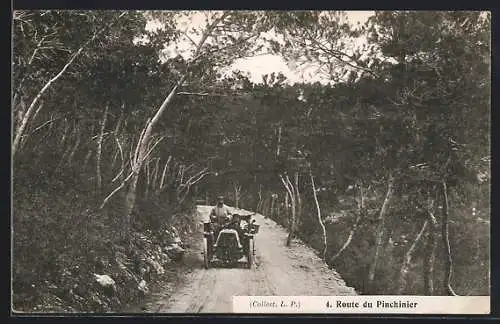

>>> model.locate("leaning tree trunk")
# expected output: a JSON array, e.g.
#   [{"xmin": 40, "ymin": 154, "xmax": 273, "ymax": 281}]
[
  {"xmin": 332, "ymin": 181, "xmax": 365, "ymax": 261},
  {"xmin": 310, "ymin": 170, "xmax": 327, "ymax": 259},
  {"xmin": 119, "ymin": 13, "xmax": 227, "ymax": 245},
  {"xmin": 122, "ymin": 76, "xmax": 183, "ymax": 243},
  {"xmin": 367, "ymin": 175, "xmax": 395, "ymax": 292},
  {"xmin": 441, "ymin": 181, "xmax": 457, "ymax": 296},
  {"xmin": 397, "ymin": 220, "xmax": 428, "ymax": 294}
]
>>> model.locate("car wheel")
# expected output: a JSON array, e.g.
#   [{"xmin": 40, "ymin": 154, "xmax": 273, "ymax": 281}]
[
  {"xmin": 246, "ymin": 238, "xmax": 253, "ymax": 269},
  {"xmin": 203, "ymin": 237, "xmax": 210, "ymax": 269}
]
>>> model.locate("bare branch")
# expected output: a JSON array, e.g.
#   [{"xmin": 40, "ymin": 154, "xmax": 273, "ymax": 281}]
[
  {"xmin": 25, "ymin": 111, "xmax": 59, "ymax": 136},
  {"xmin": 293, "ymin": 22, "xmax": 379, "ymax": 79},
  {"xmin": 398, "ymin": 220, "xmax": 429, "ymax": 294},
  {"xmin": 100, "ymin": 170, "xmax": 135, "ymax": 209},
  {"xmin": 191, "ymin": 33, "xmax": 258, "ymax": 63},
  {"xmin": 188, "ymin": 11, "xmax": 230, "ymax": 64},
  {"xmin": 160, "ymin": 155, "xmax": 172, "ymax": 189},
  {"xmin": 181, "ymin": 30, "xmax": 198, "ymax": 47},
  {"xmin": 181, "ymin": 167, "xmax": 209, "ymax": 188},
  {"xmin": 177, "ymin": 91, "xmax": 229, "ymax": 97},
  {"xmin": 141, "ymin": 135, "xmax": 166, "ymax": 164}
]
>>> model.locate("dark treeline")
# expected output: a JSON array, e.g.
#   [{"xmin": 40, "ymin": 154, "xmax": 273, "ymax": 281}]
[{"xmin": 12, "ymin": 10, "xmax": 489, "ymax": 311}]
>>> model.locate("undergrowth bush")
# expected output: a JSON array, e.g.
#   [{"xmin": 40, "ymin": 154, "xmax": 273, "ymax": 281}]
[
  {"xmin": 270, "ymin": 186, "xmax": 489, "ymax": 296},
  {"xmin": 12, "ymin": 159, "xmax": 198, "ymax": 312}
]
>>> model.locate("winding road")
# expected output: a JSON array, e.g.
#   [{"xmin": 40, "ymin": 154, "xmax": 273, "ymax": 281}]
[{"xmin": 135, "ymin": 205, "xmax": 356, "ymax": 313}]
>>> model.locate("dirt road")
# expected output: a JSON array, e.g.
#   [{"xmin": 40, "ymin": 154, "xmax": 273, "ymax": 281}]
[{"xmin": 137, "ymin": 205, "xmax": 356, "ymax": 313}]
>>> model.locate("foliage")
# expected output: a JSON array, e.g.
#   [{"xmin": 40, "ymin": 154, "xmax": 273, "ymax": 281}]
[{"xmin": 12, "ymin": 10, "xmax": 490, "ymax": 311}]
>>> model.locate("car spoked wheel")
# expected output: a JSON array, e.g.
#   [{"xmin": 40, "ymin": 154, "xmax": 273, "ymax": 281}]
[
  {"xmin": 247, "ymin": 238, "xmax": 254, "ymax": 269},
  {"xmin": 203, "ymin": 237, "xmax": 210, "ymax": 269}
]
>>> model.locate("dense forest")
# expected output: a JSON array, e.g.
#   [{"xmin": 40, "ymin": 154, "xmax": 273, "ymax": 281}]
[{"xmin": 12, "ymin": 10, "xmax": 490, "ymax": 312}]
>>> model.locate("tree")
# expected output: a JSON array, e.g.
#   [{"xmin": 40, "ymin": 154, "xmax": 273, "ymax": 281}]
[
  {"xmin": 264, "ymin": 11, "xmax": 379, "ymax": 83},
  {"xmin": 11, "ymin": 10, "xmax": 140, "ymax": 159},
  {"xmin": 107, "ymin": 11, "xmax": 267, "ymax": 243}
]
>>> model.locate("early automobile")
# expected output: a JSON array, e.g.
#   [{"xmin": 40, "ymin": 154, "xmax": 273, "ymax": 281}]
[{"xmin": 202, "ymin": 213, "xmax": 259, "ymax": 269}]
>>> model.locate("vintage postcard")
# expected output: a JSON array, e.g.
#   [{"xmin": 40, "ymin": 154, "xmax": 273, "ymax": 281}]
[{"xmin": 11, "ymin": 9, "xmax": 490, "ymax": 315}]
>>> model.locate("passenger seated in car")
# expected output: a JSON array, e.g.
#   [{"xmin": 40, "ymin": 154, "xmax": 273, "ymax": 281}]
[
  {"xmin": 209, "ymin": 196, "xmax": 232, "ymax": 237},
  {"xmin": 230, "ymin": 214, "xmax": 244, "ymax": 233},
  {"xmin": 210, "ymin": 196, "xmax": 231, "ymax": 224}
]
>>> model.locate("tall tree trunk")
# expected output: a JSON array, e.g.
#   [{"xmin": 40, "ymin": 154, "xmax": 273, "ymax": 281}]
[
  {"xmin": 261, "ymin": 197, "xmax": 269, "ymax": 217},
  {"xmin": 256, "ymin": 184, "xmax": 263, "ymax": 213},
  {"xmin": 277, "ymin": 196, "xmax": 281, "ymax": 220},
  {"xmin": 285, "ymin": 189, "xmax": 289, "ymax": 219},
  {"xmin": 233, "ymin": 182, "xmax": 241, "ymax": 209},
  {"xmin": 285, "ymin": 174, "xmax": 297, "ymax": 246},
  {"xmin": 280, "ymin": 174, "xmax": 295, "ymax": 247},
  {"xmin": 123, "ymin": 173, "xmax": 139, "ymax": 245},
  {"xmin": 294, "ymin": 171, "xmax": 302, "ymax": 233},
  {"xmin": 423, "ymin": 206, "xmax": 438, "ymax": 295},
  {"xmin": 96, "ymin": 103, "xmax": 109, "ymax": 192},
  {"xmin": 276, "ymin": 125, "xmax": 282, "ymax": 158},
  {"xmin": 145, "ymin": 159, "xmax": 151, "ymax": 199},
  {"xmin": 441, "ymin": 181, "xmax": 457, "ymax": 296},
  {"xmin": 367, "ymin": 175, "xmax": 395, "ymax": 292},
  {"xmin": 114, "ymin": 101, "xmax": 125, "ymax": 134},
  {"xmin": 397, "ymin": 220, "xmax": 428, "ymax": 294},
  {"xmin": 270, "ymin": 193, "xmax": 277, "ymax": 219},
  {"xmin": 310, "ymin": 170, "xmax": 327, "ymax": 259},
  {"xmin": 332, "ymin": 181, "xmax": 365, "ymax": 261},
  {"xmin": 122, "ymin": 13, "xmax": 227, "ymax": 244}
]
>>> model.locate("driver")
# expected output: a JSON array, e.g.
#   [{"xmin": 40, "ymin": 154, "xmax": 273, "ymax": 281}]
[{"xmin": 210, "ymin": 196, "xmax": 232, "ymax": 228}]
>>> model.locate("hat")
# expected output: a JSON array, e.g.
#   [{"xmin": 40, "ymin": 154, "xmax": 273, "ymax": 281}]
[{"xmin": 217, "ymin": 195, "xmax": 224, "ymax": 200}]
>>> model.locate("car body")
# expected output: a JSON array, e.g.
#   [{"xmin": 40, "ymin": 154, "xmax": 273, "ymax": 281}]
[{"xmin": 202, "ymin": 213, "xmax": 259, "ymax": 269}]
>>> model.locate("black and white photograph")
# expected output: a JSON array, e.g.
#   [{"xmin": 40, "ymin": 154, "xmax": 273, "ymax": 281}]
[{"xmin": 11, "ymin": 10, "xmax": 491, "ymax": 314}]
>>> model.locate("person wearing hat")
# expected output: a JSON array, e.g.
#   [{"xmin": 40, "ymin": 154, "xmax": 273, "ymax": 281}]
[{"xmin": 210, "ymin": 196, "xmax": 232, "ymax": 227}]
